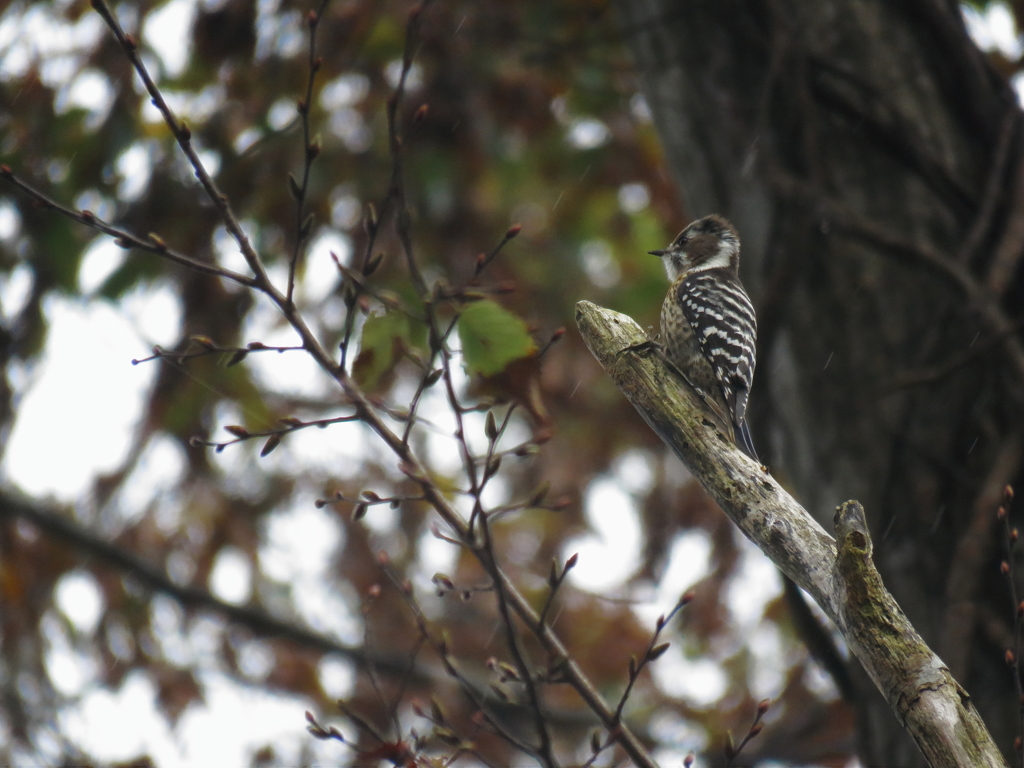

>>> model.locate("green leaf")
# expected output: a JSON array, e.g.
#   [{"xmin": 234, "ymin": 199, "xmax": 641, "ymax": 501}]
[
  {"xmin": 457, "ymin": 300, "xmax": 536, "ymax": 376},
  {"xmin": 353, "ymin": 311, "xmax": 415, "ymax": 391}
]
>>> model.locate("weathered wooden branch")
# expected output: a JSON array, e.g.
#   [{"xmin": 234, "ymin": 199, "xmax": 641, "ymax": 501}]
[{"xmin": 575, "ymin": 300, "xmax": 1006, "ymax": 768}]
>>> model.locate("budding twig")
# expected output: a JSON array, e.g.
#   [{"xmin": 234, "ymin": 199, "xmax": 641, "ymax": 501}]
[
  {"xmin": 612, "ymin": 591, "xmax": 693, "ymax": 725},
  {"xmin": 724, "ymin": 698, "xmax": 772, "ymax": 767},
  {"xmin": 286, "ymin": 0, "xmax": 331, "ymax": 306},
  {"xmin": 474, "ymin": 223, "xmax": 523, "ymax": 277},
  {"xmin": 190, "ymin": 413, "xmax": 360, "ymax": 456},
  {"xmin": 998, "ymin": 485, "xmax": 1024, "ymax": 759},
  {"xmin": 90, "ymin": 0, "xmax": 272, "ymax": 288},
  {"xmin": 132, "ymin": 338, "xmax": 304, "ymax": 367},
  {"xmin": 0, "ymin": 166, "xmax": 257, "ymax": 288}
]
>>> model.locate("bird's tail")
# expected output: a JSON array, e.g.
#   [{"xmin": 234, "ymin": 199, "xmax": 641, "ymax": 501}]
[{"xmin": 736, "ymin": 419, "xmax": 758, "ymax": 462}]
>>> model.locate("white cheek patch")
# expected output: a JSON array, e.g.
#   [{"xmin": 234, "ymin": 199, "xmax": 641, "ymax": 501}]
[
  {"xmin": 662, "ymin": 254, "xmax": 688, "ymax": 282},
  {"xmin": 695, "ymin": 241, "xmax": 735, "ymax": 271}
]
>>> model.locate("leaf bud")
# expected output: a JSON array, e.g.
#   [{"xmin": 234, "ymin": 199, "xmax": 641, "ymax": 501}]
[
  {"xmin": 363, "ymin": 251, "xmax": 384, "ymax": 276},
  {"xmin": 648, "ymin": 642, "xmax": 670, "ymax": 661},
  {"xmin": 260, "ymin": 434, "xmax": 281, "ymax": 456},
  {"xmin": 528, "ymin": 481, "xmax": 550, "ymax": 507},
  {"xmin": 227, "ymin": 349, "xmax": 249, "ymax": 367}
]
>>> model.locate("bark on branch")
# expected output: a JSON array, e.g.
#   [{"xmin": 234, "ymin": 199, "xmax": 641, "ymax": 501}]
[{"xmin": 575, "ymin": 300, "xmax": 1006, "ymax": 768}]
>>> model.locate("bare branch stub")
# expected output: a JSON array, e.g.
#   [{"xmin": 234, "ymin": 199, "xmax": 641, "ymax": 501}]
[{"xmin": 833, "ymin": 501, "xmax": 1005, "ymax": 768}]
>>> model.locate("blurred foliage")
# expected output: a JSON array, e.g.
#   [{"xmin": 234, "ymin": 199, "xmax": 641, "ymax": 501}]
[
  {"xmin": 353, "ymin": 310, "xmax": 425, "ymax": 390},
  {"xmin": 0, "ymin": 0, "xmax": 859, "ymax": 765}
]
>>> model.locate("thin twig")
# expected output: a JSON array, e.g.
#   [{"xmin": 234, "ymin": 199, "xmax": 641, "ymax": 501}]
[
  {"xmin": 474, "ymin": 224, "xmax": 523, "ymax": 277},
  {"xmin": 371, "ymin": 0, "xmax": 483, "ymax": 510},
  {"xmin": 998, "ymin": 485, "xmax": 1024, "ymax": 764},
  {"xmin": 612, "ymin": 593, "xmax": 691, "ymax": 724},
  {"xmin": 131, "ymin": 339, "xmax": 304, "ymax": 367},
  {"xmin": 470, "ymin": 404, "xmax": 519, "ymax": 531},
  {"xmin": 387, "ymin": 1, "xmax": 432, "ymax": 299},
  {"xmin": 0, "ymin": 166, "xmax": 257, "ymax": 288},
  {"xmin": 90, "ymin": 0, "xmax": 273, "ymax": 289},
  {"xmin": 884, "ymin": 315, "xmax": 1024, "ymax": 391},
  {"xmin": 401, "ymin": 315, "xmax": 459, "ymax": 446},
  {"xmin": 286, "ymin": 0, "xmax": 331, "ymax": 305},
  {"xmin": 724, "ymin": 699, "xmax": 771, "ymax": 768},
  {"xmin": 74, "ymin": 4, "xmax": 660, "ymax": 764},
  {"xmin": 538, "ymin": 554, "xmax": 577, "ymax": 627},
  {"xmin": 477, "ymin": 509, "xmax": 560, "ymax": 768},
  {"xmin": 957, "ymin": 108, "xmax": 1018, "ymax": 264},
  {"xmin": 380, "ymin": 560, "xmax": 542, "ymax": 758},
  {"xmin": 332, "ymin": 259, "xmax": 426, "ymax": 322},
  {"xmin": 190, "ymin": 413, "xmax": 361, "ymax": 455},
  {"xmin": 772, "ymin": 170, "xmax": 1024, "ymax": 385}
]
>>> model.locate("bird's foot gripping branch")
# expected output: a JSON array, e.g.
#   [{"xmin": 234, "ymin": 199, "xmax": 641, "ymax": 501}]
[{"xmin": 575, "ymin": 300, "xmax": 1006, "ymax": 768}]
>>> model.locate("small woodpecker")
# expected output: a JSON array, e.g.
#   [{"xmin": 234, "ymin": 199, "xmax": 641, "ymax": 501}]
[{"xmin": 649, "ymin": 214, "xmax": 758, "ymax": 460}]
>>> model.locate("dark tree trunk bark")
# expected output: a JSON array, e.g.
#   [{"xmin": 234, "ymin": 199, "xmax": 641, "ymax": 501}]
[{"xmin": 614, "ymin": 0, "xmax": 1024, "ymax": 763}]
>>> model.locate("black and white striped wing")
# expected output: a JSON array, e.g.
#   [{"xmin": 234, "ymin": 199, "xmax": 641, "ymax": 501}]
[{"xmin": 678, "ymin": 269, "xmax": 757, "ymax": 428}]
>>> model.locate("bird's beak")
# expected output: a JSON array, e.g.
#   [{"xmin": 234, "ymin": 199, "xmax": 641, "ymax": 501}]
[{"xmin": 648, "ymin": 249, "xmax": 666, "ymax": 257}]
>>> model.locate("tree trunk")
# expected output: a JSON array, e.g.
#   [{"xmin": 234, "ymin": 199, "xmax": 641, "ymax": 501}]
[{"xmin": 614, "ymin": 0, "xmax": 1023, "ymax": 763}]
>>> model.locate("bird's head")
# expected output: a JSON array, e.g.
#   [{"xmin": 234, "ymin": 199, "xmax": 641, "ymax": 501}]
[{"xmin": 649, "ymin": 214, "xmax": 740, "ymax": 281}]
